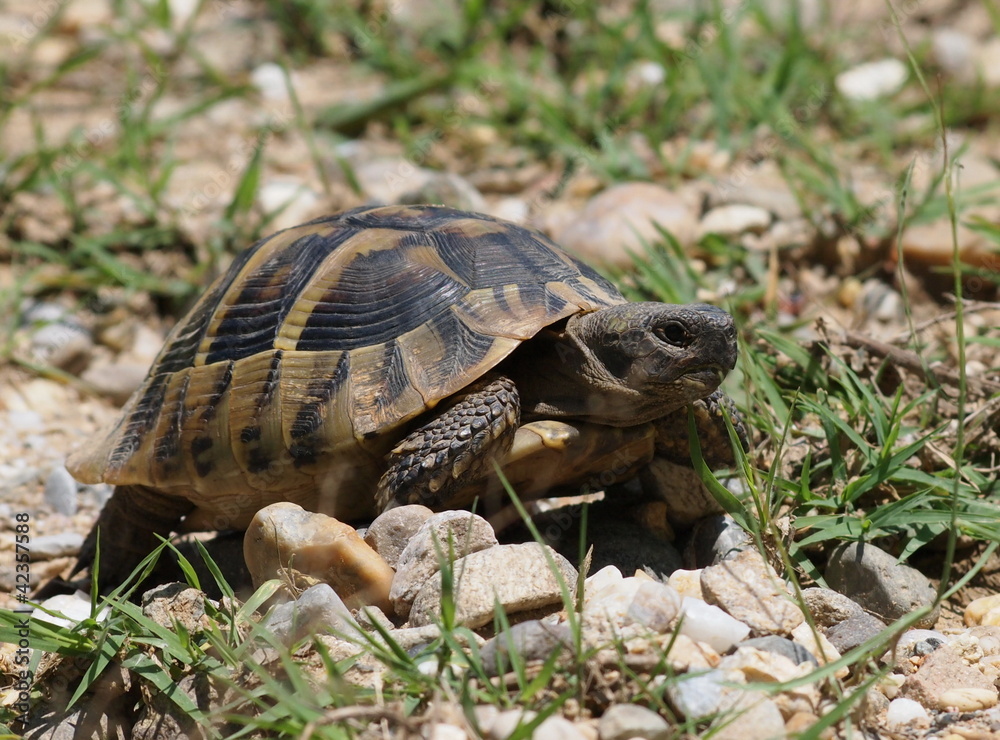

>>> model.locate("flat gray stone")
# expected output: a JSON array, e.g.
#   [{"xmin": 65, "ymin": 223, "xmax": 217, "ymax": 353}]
[
  {"xmin": 666, "ymin": 670, "xmax": 727, "ymax": 719},
  {"xmin": 598, "ymin": 703, "xmax": 670, "ymax": 740},
  {"xmin": 363, "ymin": 504, "xmax": 433, "ymax": 569},
  {"xmin": 801, "ymin": 587, "xmax": 867, "ymax": 628},
  {"xmin": 480, "ymin": 620, "xmax": 573, "ymax": 676},
  {"xmin": 390, "ymin": 510, "xmax": 498, "ymax": 619},
  {"xmin": 31, "ymin": 532, "xmax": 84, "ymax": 560},
  {"xmin": 262, "ymin": 583, "xmax": 358, "ymax": 646},
  {"xmin": 81, "ymin": 361, "xmax": 150, "ymax": 405},
  {"xmin": 824, "ymin": 612, "xmax": 887, "ymax": 654},
  {"xmin": 409, "ymin": 542, "xmax": 577, "ymax": 628},
  {"xmin": 824, "ymin": 541, "xmax": 939, "ymax": 628},
  {"xmin": 43, "ymin": 465, "xmax": 78, "ymax": 516},
  {"xmin": 741, "ymin": 635, "xmax": 818, "ymax": 667},
  {"xmin": 684, "ymin": 514, "xmax": 752, "ymax": 568}
]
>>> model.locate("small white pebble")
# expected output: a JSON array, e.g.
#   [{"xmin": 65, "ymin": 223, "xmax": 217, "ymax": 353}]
[
  {"xmin": 836, "ymin": 58, "xmax": 908, "ymax": 102},
  {"xmin": 932, "ymin": 28, "xmax": 973, "ymax": 75},
  {"xmin": 630, "ymin": 60, "xmax": 666, "ymax": 87},
  {"xmin": 8, "ymin": 410, "xmax": 44, "ymax": 431},
  {"xmin": 33, "ymin": 593, "xmax": 108, "ymax": 630},
  {"xmin": 584, "ymin": 565, "xmax": 623, "ymax": 598},
  {"xmin": 678, "ymin": 597, "xmax": 750, "ymax": 653},
  {"xmin": 885, "ymin": 697, "xmax": 930, "ymax": 729},
  {"xmin": 44, "ymin": 465, "xmax": 79, "ymax": 516},
  {"xmin": 881, "ymin": 673, "xmax": 905, "ymax": 700},
  {"xmin": 251, "ymin": 63, "xmax": 293, "ymax": 101},
  {"xmin": 425, "ymin": 723, "xmax": 467, "ymax": 740}
]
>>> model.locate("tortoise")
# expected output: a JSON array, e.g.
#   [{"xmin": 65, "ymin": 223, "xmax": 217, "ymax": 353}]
[{"xmin": 68, "ymin": 204, "xmax": 744, "ymax": 591}]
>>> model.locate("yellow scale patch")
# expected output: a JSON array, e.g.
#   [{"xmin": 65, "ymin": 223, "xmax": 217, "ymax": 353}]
[
  {"xmin": 345, "ymin": 342, "xmax": 428, "ymax": 440},
  {"xmin": 276, "ymin": 351, "xmax": 355, "ymax": 452},
  {"xmin": 224, "ymin": 350, "xmax": 288, "ymax": 488},
  {"xmin": 176, "ymin": 361, "xmax": 236, "ymax": 489},
  {"xmin": 276, "ymin": 228, "xmax": 406, "ymax": 349},
  {"xmin": 186, "ymin": 351, "xmax": 300, "ymax": 529},
  {"xmin": 147, "ymin": 370, "xmax": 191, "ymax": 487},
  {"xmin": 392, "ymin": 306, "xmax": 478, "ymax": 408},
  {"xmin": 195, "ymin": 223, "xmax": 335, "ymax": 364}
]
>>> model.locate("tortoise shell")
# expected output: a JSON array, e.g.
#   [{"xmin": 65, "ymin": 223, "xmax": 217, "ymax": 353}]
[{"xmin": 68, "ymin": 205, "xmax": 627, "ymax": 529}]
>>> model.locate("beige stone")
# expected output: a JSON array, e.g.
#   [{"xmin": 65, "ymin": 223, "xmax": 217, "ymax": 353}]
[
  {"xmin": 244, "ymin": 502, "xmax": 393, "ymax": 612},
  {"xmin": 937, "ymin": 687, "xmax": 998, "ymax": 712},
  {"xmin": 409, "ymin": 542, "xmax": 576, "ymax": 628},
  {"xmin": 900, "ymin": 646, "xmax": 998, "ymax": 711},
  {"xmin": 701, "ymin": 549, "xmax": 804, "ymax": 635},
  {"xmin": 791, "ymin": 622, "xmax": 849, "ymax": 679},
  {"xmin": 965, "ymin": 594, "xmax": 1000, "ymax": 626},
  {"xmin": 552, "ymin": 182, "xmax": 698, "ymax": 267},
  {"xmin": 667, "ymin": 569, "xmax": 704, "ymax": 600},
  {"xmin": 390, "ymin": 510, "xmax": 498, "ymax": 619}
]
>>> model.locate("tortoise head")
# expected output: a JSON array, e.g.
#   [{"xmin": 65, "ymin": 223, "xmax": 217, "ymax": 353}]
[{"xmin": 557, "ymin": 302, "xmax": 738, "ymax": 425}]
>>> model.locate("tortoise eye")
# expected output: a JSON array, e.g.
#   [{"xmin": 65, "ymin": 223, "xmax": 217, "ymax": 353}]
[{"xmin": 654, "ymin": 323, "xmax": 689, "ymax": 346}]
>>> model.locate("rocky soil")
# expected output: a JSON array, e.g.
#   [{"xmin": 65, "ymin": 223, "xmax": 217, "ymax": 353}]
[{"xmin": 3, "ymin": 0, "xmax": 1000, "ymax": 738}]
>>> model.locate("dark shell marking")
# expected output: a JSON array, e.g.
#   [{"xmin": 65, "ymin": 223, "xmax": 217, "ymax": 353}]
[{"xmin": 67, "ymin": 205, "xmax": 625, "ymax": 527}]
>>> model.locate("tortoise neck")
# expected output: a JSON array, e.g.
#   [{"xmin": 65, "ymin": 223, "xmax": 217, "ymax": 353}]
[{"xmin": 506, "ymin": 317, "xmax": 666, "ymax": 426}]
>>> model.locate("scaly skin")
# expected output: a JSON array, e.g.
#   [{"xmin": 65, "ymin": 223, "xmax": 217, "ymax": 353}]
[
  {"xmin": 653, "ymin": 389, "xmax": 749, "ymax": 469},
  {"xmin": 376, "ymin": 376, "xmax": 520, "ymax": 511}
]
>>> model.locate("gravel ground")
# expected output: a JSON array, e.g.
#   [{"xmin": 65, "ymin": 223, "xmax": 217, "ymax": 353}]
[{"xmin": 4, "ymin": 0, "xmax": 1000, "ymax": 737}]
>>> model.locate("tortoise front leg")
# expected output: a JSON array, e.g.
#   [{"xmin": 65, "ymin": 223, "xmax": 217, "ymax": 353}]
[
  {"xmin": 653, "ymin": 389, "xmax": 749, "ymax": 470},
  {"xmin": 376, "ymin": 376, "xmax": 520, "ymax": 511}
]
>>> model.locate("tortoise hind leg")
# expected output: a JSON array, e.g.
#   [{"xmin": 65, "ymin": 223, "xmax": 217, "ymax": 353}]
[
  {"xmin": 376, "ymin": 376, "xmax": 520, "ymax": 511},
  {"xmin": 74, "ymin": 484, "xmax": 194, "ymax": 593}
]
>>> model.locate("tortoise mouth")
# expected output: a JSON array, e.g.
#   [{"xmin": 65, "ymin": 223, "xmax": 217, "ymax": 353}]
[{"xmin": 681, "ymin": 366, "xmax": 726, "ymax": 390}]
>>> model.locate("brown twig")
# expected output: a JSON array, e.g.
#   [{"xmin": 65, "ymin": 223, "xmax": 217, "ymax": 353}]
[
  {"xmin": 300, "ymin": 705, "xmax": 420, "ymax": 736},
  {"xmin": 889, "ymin": 298, "xmax": 1000, "ymax": 343},
  {"xmin": 836, "ymin": 328, "xmax": 1000, "ymax": 397}
]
